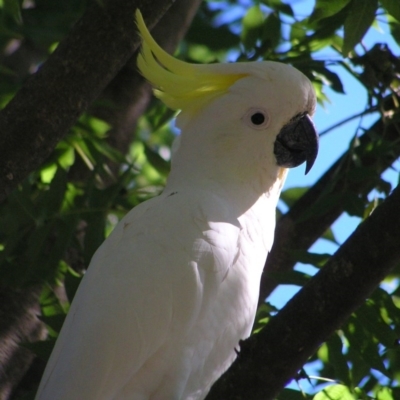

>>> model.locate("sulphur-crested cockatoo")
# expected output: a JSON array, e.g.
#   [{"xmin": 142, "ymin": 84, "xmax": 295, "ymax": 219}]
[{"xmin": 36, "ymin": 9, "xmax": 318, "ymax": 400}]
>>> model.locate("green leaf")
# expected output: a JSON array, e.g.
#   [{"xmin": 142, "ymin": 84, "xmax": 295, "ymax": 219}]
[
  {"xmin": 345, "ymin": 309, "xmax": 392, "ymax": 377},
  {"xmin": 40, "ymin": 163, "xmax": 57, "ymax": 184},
  {"xmin": 90, "ymin": 137, "xmax": 126, "ymax": 163},
  {"xmin": 327, "ymin": 335, "xmax": 351, "ymax": 385},
  {"xmin": 40, "ymin": 285, "xmax": 66, "ymax": 318},
  {"xmin": 58, "ymin": 143, "xmax": 75, "ymax": 169},
  {"xmin": 186, "ymin": 15, "xmax": 240, "ymax": 51},
  {"xmin": 43, "ymin": 219, "xmax": 78, "ymax": 279},
  {"xmin": 362, "ymin": 291, "xmax": 400, "ymax": 345},
  {"xmin": 389, "ymin": 19, "xmax": 400, "ymax": 45},
  {"xmin": 144, "ymin": 144, "xmax": 170, "ymax": 176},
  {"xmin": 280, "ymin": 186, "xmax": 308, "ymax": 208},
  {"xmin": 40, "ymin": 167, "xmax": 67, "ymax": 218},
  {"xmin": 297, "ymin": 192, "xmax": 343, "ymax": 223},
  {"xmin": 290, "ymin": 20, "xmax": 307, "ymax": 44},
  {"xmin": 321, "ymin": 228, "xmax": 339, "ymax": 245},
  {"xmin": 64, "ymin": 266, "xmax": 83, "ymax": 303},
  {"xmin": 381, "ymin": 0, "xmax": 400, "ymax": 22},
  {"xmin": 312, "ymin": 65, "xmax": 345, "ymax": 93},
  {"xmin": 3, "ymin": 0, "xmax": 22, "ymax": 24},
  {"xmin": 241, "ymin": 5, "xmax": 265, "ymax": 49},
  {"xmin": 375, "ymin": 386, "xmax": 395, "ymax": 400},
  {"xmin": 310, "ymin": 0, "xmax": 352, "ymax": 23},
  {"xmin": 262, "ymin": 12, "xmax": 281, "ymax": 50},
  {"xmin": 307, "ymin": 8, "xmax": 348, "ymax": 48},
  {"xmin": 343, "ymin": 192, "xmax": 365, "ymax": 217},
  {"xmin": 343, "ymin": 0, "xmax": 378, "ymax": 56},
  {"xmin": 261, "ymin": 0, "xmax": 294, "ymax": 16},
  {"xmin": 313, "ymin": 384, "xmax": 357, "ymax": 400}
]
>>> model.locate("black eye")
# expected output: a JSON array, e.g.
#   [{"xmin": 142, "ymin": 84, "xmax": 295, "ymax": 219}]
[
  {"xmin": 251, "ymin": 112, "xmax": 265, "ymax": 125},
  {"xmin": 242, "ymin": 108, "xmax": 269, "ymax": 130}
]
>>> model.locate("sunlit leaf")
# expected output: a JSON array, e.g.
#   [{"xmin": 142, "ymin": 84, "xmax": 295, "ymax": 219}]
[
  {"xmin": 58, "ymin": 144, "xmax": 75, "ymax": 169},
  {"xmin": 375, "ymin": 386, "xmax": 395, "ymax": 400},
  {"xmin": 313, "ymin": 384, "xmax": 356, "ymax": 400},
  {"xmin": 40, "ymin": 163, "xmax": 57, "ymax": 184}
]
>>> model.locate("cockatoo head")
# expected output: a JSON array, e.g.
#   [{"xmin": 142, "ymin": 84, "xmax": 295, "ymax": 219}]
[{"xmin": 136, "ymin": 10, "xmax": 318, "ymax": 193}]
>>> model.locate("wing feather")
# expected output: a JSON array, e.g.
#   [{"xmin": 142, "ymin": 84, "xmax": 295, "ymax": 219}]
[{"xmin": 36, "ymin": 191, "xmax": 241, "ymax": 400}]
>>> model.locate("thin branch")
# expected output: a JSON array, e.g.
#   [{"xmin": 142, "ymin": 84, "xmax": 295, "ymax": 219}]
[{"xmin": 318, "ymin": 106, "xmax": 378, "ymax": 137}]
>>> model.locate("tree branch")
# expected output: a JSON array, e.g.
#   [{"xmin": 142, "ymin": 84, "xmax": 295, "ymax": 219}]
[
  {"xmin": 207, "ymin": 182, "xmax": 400, "ymax": 400},
  {"xmin": 0, "ymin": 0, "xmax": 175, "ymax": 203}
]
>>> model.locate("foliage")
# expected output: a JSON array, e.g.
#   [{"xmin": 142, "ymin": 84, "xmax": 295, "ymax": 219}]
[{"xmin": 0, "ymin": 0, "xmax": 399, "ymax": 399}]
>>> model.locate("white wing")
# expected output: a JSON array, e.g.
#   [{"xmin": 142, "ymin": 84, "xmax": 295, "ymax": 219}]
[{"xmin": 36, "ymin": 189, "xmax": 242, "ymax": 400}]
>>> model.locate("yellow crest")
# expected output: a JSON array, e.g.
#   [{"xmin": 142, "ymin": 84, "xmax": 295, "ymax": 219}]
[{"xmin": 135, "ymin": 10, "xmax": 247, "ymax": 111}]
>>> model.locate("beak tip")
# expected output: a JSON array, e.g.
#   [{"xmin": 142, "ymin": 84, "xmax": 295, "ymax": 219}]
[
  {"xmin": 304, "ymin": 163, "xmax": 313, "ymax": 175},
  {"xmin": 304, "ymin": 153, "xmax": 317, "ymax": 175}
]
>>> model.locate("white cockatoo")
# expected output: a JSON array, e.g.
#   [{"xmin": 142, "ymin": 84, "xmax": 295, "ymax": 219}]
[{"xmin": 35, "ymin": 9, "xmax": 318, "ymax": 400}]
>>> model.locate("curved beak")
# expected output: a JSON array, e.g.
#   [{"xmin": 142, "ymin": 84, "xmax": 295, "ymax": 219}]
[{"xmin": 274, "ymin": 113, "xmax": 319, "ymax": 174}]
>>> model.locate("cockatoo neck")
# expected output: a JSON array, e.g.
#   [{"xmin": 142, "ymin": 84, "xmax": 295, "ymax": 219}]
[{"xmin": 165, "ymin": 134, "xmax": 288, "ymax": 216}]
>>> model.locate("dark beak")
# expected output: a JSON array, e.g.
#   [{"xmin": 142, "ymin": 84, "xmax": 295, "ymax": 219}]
[{"xmin": 274, "ymin": 113, "xmax": 319, "ymax": 174}]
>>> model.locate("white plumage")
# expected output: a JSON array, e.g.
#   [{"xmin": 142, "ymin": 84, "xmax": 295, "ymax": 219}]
[{"xmin": 35, "ymin": 10, "xmax": 318, "ymax": 400}]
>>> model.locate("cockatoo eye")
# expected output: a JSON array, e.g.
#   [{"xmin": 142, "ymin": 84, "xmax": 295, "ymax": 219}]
[{"xmin": 242, "ymin": 108, "xmax": 270, "ymax": 130}]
